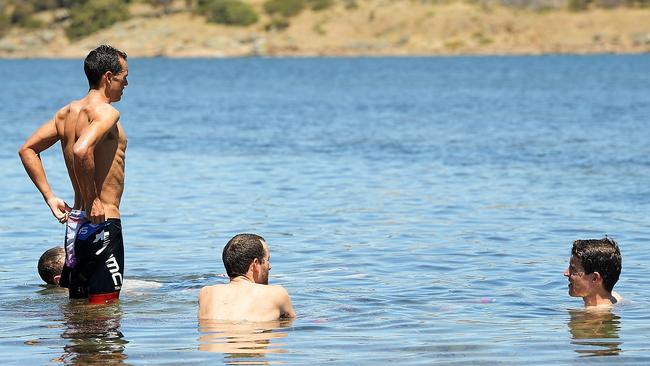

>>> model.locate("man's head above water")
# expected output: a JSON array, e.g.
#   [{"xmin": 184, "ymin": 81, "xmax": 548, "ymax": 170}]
[
  {"xmin": 38, "ymin": 246, "xmax": 64, "ymax": 285},
  {"xmin": 564, "ymin": 237, "xmax": 622, "ymax": 307},
  {"xmin": 222, "ymin": 233, "xmax": 270, "ymax": 285}
]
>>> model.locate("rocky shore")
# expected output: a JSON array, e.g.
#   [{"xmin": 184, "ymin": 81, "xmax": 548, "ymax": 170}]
[{"xmin": 1, "ymin": 2, "xmax": 649, "ymax": 58}]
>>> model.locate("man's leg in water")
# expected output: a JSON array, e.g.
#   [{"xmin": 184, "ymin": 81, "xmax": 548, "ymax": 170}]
[
  {"xmin": 86, "ymin": 219, "xmax": 124, "ymax": 304},
  {"xmin": 70, "ymin": 219, "xmax": 124, "ymax": 304}
]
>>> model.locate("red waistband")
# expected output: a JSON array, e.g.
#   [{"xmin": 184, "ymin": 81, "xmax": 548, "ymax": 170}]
[{"xmin": 88, "ymin": 291, "xmax": 120, "ymax": 305}]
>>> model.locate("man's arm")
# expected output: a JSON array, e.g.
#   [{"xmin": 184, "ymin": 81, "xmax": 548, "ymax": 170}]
[
  {"xmin": 18, "ymin": 117, "xmax": 70, "ymax": 223},
  {"xmin": 276, "ymin": 286, "xmax": 296, "ymax": 318},
  {"xmin": 72, "ymin": 105, "xmax": 119, "ymax": 224}
]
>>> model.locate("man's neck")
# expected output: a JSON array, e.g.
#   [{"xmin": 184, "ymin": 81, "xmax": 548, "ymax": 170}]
[
  {"xmin": 87, "ymin": 88, "xmax": 111, "ymax": 104},
  {"xmin": 582, "ymin": 291, "xmax": 614, "ymax": 307},
  {"xmin": 230, "ymin": 275, "xmax": 255, "ymax": 284}
]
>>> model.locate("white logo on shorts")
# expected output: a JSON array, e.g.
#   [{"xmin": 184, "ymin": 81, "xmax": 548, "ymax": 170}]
[
  {"xmin": 105, "ymin": 254, "xmax": 122, "ymax": 287},
  {"xmin": 95, "ymin": 232, "xmax": 110, "ymax": 255}
]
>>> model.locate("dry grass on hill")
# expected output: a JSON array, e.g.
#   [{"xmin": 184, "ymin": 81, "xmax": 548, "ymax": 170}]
[{"xmin": 0, "ymin": 0, "xmax": 649, "ymax": 57}]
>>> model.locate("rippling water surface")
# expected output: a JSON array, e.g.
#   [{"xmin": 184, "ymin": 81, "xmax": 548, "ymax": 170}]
[{"xmin": 1, "ymin": 55, "xmax": 649, "ymax": 365}]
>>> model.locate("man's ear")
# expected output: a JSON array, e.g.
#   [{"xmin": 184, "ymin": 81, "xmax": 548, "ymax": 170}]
[
  {"xmin": 592, "ymin": 272, "xmax": 603, "ymax": 284},
  {"xmin": 103, "ymin": 71, "xmax": 113, "ymax": 86},
  {"xmin": 250, "ymin": 258, "xmax": 260, "ymax": 272},
  {"xmin": 53, "ymin": 275, "xmax": 61, "ymax": 285}
]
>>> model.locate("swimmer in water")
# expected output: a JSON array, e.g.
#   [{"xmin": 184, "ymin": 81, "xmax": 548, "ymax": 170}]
[
  {"xmin": 38, "ymin": 247, "xmax": 65, "ymax": 286},
  {"xmin": 37, "ymin": 246, "xmax": 160, "ymax": 293},
  {"xmin": 563, "ymin": 237, "xmax": 623, "ymax": 307},
  {"xmin": 198, "ymin": 234, "xmax": 295, "ymax": 322}
]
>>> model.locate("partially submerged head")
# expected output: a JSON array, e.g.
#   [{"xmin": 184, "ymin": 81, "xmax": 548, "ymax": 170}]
[
  {"xmin": 38, "ymin": 246, "xmax": 64, "ymax": 285},
  {"xmin": 84, "ymin": 44, "xmax": 129, "ymax": 102},
  {"xmin": 564, "ymin": 237, "xmax": 621, "ymax": 302},
  {"xmin": 222, "ymin": 234, "xmax": 271, "ymax": 285}
]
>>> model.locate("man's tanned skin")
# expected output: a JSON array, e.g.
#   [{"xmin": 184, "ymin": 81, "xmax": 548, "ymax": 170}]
[
  {"xmin": 19, "ymin": 46, "xmax": 128, "ymax": 223},
  {"xmin": 199, "ymin": 234, "xmax": 295, "ymax": 322},
  {"xmin": 73, "ymin": 59, "xmax": 128, "ymax": 224},
  {"xmin": 20, "ymin": 45, "xmax": 129, "ymax": 303},
  {"xmin": 19, "ymin": 102, "xmax": 78, "ymax": 222}
]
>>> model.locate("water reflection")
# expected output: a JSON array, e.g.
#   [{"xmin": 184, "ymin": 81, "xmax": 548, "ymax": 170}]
[
  {"xmin": 54, "ymin": 301, "xmax": 130, "ymax": 365},
  {"xmin": 198, "ymin": 319, "xmax": 293, "ymax": 364},
  {"xmin": 567, "ymin": 308, "xmax": 621, "ymax": 357}
]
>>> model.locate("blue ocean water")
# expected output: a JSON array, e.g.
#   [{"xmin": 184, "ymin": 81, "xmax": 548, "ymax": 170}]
[{"xmin": 1, "ymin": 55, "xmax": 649, "ymax": 365}]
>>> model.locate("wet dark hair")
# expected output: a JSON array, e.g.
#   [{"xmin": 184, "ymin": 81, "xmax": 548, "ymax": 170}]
[
  {"xmin": 572, "ymin": 237, "xmax": 622, "ymax": 292},
  {"xmin": 222, "ymin": 234, "xmax": 266, "ymax": 278},
  {"xmin": 38, "ymin": 246, "xmax": 64, "ymax": 285},
  {"xmin": 84, "ymin": 44, "xmax": 127, "ymax": 89}
]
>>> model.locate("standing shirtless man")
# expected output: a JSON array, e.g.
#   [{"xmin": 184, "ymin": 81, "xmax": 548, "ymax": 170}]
[{"xmin": 19, "ymin": 45, "xmax": 129, "ymax": 304}]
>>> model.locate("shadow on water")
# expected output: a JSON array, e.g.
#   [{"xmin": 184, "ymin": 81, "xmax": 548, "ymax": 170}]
[
  {"xmin": 198, "ymin": 318, "xmax": 294, "ymax": 364},
  {"xmin": 55, "ymin": 300, "xmax": 130, "ymax": 365},
  {"xmin": 567, "ymin": 308, "xmax": 621, "ymax": 357}
]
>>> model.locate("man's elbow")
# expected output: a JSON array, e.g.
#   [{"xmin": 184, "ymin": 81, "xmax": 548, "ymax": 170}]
[
  {"xmin": 72, "ymin": 144, "xmax": 89, "ymax": 161},
  {"xmin": 18, "ymin": 145, "xmax": 34, "ymax": 162}
]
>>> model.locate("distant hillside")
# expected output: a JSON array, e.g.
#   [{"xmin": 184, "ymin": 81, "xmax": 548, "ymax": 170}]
[{"xmin": 1, "ymin": 0, "xmax": 649, "ymax": 57}]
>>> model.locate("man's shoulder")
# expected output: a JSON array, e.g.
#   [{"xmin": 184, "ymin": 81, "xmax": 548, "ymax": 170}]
[
  {"xmin": 83, "ymin": 102, "xmax": 120, "ymax": 121},
  {"xmin": 68, "ymin": 99, "xmax": 86, "ymax": 114},
  {"xmin": 198, "ymin": 284, "xmax": 218, "ymax": 302},
  {"xmin": 85, "ymin": 101, "xmax": 118, "ymax": 113},
  {"xmin": 56, "ymin": 98, "xmax": 86, "ymax": 117},
  {"xmin": 267, "ymin": 284, "xmax": 289, "ymax": 291},
  {"xmin": 54, "ymin": 103, "xmax": 74, "ymax": 122},
  {"xmin": 264, "ymin": 284, "xmax": 290, "ymax": 299},
  {"xmin": 200, "ymin": 284, "xmax": 226, "ymax": 293}
]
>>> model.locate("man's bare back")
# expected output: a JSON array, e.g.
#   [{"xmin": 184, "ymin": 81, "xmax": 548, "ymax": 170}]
[
  {"xmin": 60, "ymin": 96, "xmax": 123, "ymax": 210},
  {"xmin": 72, "ymin": 98, "xmax": 127, "ymax": 221},
  {"xmin": 199, "ymin": 281, "xmax": 294, "ymax": 322},
  {"xmin": 62, "ymin": 101, "xmax": 84, "ymax": 209},
  {"xmin": 19, "ymin": 45, "xmax": 128, "ymax": 225}
]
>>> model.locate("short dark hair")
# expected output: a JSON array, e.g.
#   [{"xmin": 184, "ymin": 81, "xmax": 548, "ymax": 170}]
[
  {"xmin": 84, "ymin": 44, "xmax": 127, "ymax": 89},
  {"xmin": 222, "ymin": 234, "xmax": 266, "ymax": 278},
  {"xmin": 572, "ymin": 237, "xmax": 622, "ymax": 292},
  {"xmin": 38, "ymin": 246, "xmax": 64, "ymax": 285}
]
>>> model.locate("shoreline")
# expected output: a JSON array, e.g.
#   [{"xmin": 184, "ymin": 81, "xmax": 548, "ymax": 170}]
[
  {"xmin": 1, "ymin": 2, "xmax": 649, "ymax": 59},
  {"xmin": 1, "ymin": 51, "xmax": 649, "ymax": 60}
]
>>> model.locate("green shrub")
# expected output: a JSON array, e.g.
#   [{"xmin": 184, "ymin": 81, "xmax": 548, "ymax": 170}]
[
  {"xmin": 65, "ymin": 0, "xmax": 129, "ymax": 40},
  {"xmin": 307, "ymin": 0, "xmax": 333, "ymax": 10},
  {"xmin": 567, "ymin": 0, "xmax": 591, "ymax": 10},
  {"xmin": 60, "ymin": 0, "xmax": 91, "ymax": 6},
  {"xmin": 11, "ymin": 3, "xmax": 43, "ymax": 28},
  {"xmin": 0, "ymin": 11, "xmax": 10, "ymax": 37},
  {"xmin": 145, "ymin": 0, "xmax": 174, "ymax": 14},
  {"xmin": 265, "ymin": 16, "xmax": 289, "ymax": 30},
  {"xmin": 201, "ymin": 0, "xmax": 258, "ymax": 25},
  {"xmin": 263, "ymin": 0, "xmax": 304, "ymax": 17},
  {"xmin": 343, "ymin": 0, "xmax": 358, "ymax": 9},
  {"xmin": 31, "ymin": 0, "xmax": 61, "ymax": 11}
]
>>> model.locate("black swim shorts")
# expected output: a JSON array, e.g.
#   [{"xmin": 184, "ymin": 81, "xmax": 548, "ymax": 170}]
[{"xmin": 59, "ymin": 219, "xmax": 125, "ymax": 300}]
